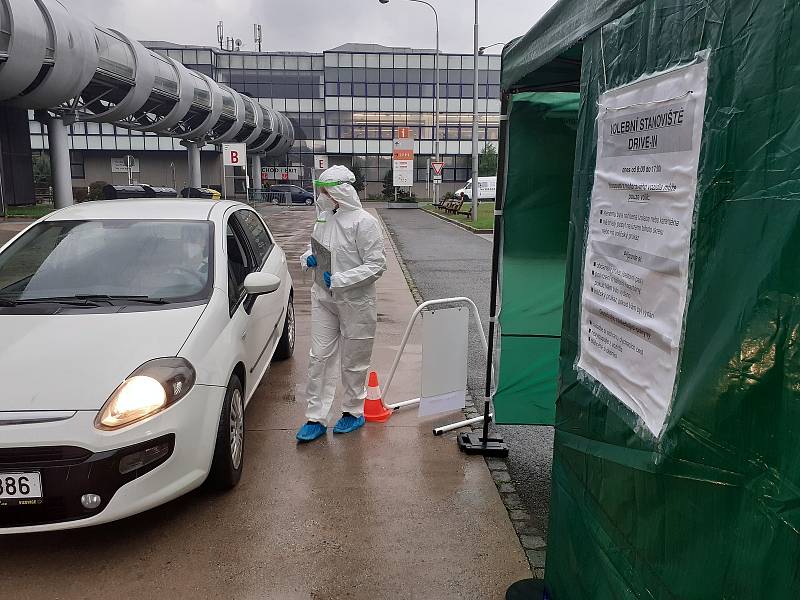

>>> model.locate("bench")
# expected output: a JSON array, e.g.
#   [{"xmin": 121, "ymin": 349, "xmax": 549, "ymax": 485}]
[{"xmin": 441, "ymin": 197, "xmax": 473, "ymax": 216}]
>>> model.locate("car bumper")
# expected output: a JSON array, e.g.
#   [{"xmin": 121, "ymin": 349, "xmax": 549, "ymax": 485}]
[{"xmin": 0, "ymin": 384, "xmax": 225, "ymax": 534}]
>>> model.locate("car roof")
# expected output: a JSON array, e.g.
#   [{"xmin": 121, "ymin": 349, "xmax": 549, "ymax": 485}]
[{"xmin": 43, "ymin": 199, "xmax": 247, "ymax": 222}]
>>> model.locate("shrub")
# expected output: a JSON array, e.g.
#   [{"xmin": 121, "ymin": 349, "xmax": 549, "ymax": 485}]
[
  {"xmin": 88, "ymin": 181, "xmax": 108, "ymax": 201},
  {"xmin": 73, "ymin": 187, "xmax": 89, "ymax": 203}
]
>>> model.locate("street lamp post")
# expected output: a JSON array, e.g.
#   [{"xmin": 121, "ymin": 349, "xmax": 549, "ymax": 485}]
[
  {"xmin": 471, "ymin": 0, "xmax": 479, "ymax": 223},
  {"xmin": 379, "ymin": 0, "xmax": 440, "ymax": 203},
  {"xmin": 478, "ymin": 43, "xmax": 503, "ymax": 191}
]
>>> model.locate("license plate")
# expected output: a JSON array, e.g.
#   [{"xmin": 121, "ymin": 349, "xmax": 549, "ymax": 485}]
[{"xmin": 0, "ymin": 472, "xmax": 43, "ymax": 503}]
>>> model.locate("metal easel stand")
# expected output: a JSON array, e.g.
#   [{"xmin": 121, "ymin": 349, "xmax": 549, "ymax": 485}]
[{"xmin": 380, "ymin": 297, "xmax": 507, "ymax": 455}]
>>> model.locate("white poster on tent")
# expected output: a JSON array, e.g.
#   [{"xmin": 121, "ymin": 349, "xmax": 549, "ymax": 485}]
[
  {"xmin": 577, "ymin": 58, "xmax": 709, "ymax": 437},
  {"xmin": 419, "ymin": 307, "xmax": 468, "ymax": 418}
]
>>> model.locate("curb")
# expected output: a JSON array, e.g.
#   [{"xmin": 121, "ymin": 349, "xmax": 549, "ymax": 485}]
[
  {"xmin": 376, "ymin": 211, "xmax": 424, "ymax": 305},
  {"xmin": 420, "ymin": 207, "xmax": 494, "ymax": 235},
  {"xmin": 377, "ymin": 209, "xmax": 546, "ymax": 576},
  {"xmin": 463, "ymin": 400, "xmax": 547, "ymax": 578}
]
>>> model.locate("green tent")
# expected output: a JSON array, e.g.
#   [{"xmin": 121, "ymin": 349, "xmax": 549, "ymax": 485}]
[{"xmin": 490, "ymin": 0, "xmax": 800, "ymax": 597}]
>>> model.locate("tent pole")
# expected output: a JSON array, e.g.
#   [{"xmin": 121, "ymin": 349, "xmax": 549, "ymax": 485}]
[
  {"xmin": 457, "ymin": 91, "xmax": 511, "ymax": 458},
  {"xmin": 485, "ymin": 91, "xmax": 510, "ymax": 399}
]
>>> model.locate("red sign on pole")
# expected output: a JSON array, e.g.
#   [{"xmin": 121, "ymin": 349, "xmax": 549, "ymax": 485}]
[{"xmin": 431, "ymin": 161, "xmax": 445, "ymax": 176}]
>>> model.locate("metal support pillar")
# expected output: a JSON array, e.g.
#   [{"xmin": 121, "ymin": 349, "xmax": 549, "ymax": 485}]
[
  {"xmin": 47, "ymin": 116, "xmax": 73, "ymax": 209},
  {"xmin": 186, "ymin": 141, "xmax": 202, "ymax": 189},
  {"xmin": 251, "ymin": 154, "xmax": 262, "ymax": 191}
]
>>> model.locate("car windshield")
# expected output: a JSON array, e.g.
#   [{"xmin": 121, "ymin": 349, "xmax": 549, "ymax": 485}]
[{"xmin": 0, "ymin": 220, "xmax": 213, "ymax": 304}]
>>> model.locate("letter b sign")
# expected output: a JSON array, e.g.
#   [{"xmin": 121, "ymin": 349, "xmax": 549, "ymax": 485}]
[{"xmin": 223, "ymin": 143, "xmax": 247, "ymax": 167}]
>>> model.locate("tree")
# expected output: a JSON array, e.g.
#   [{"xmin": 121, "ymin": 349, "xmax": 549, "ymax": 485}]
[
  {"xmin": 478, "ymin": 143, "xmax": 499, "ymax": 177},
  {"xmin": 32, "ymin": 154, "xmax": 51, "ymax": 185},
  {"xmin": 381, "ymin": 169, "xmax": 412, "ymax": 201},
  {"xmin": 381, "ymin": 169, "xmax": 394, "ymax": 199},
  {"xmin": 351, "ymin": 160, "xmax": 366, "ymax": 193}
]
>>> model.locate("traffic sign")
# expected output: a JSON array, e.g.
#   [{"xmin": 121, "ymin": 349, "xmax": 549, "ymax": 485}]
[
  {"xmin": 222, "ymin": 143, "xmax": 247, "ymax": 167},
  {"xmin": 433, "ymin": 175, "xmax": 442, "ymax": 184},
  {"xmin": 431, "ymin": 161, "xmax": 445, "ymax": 176}
]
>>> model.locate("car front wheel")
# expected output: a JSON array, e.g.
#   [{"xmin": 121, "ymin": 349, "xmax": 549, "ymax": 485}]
[
  {"xmin": 304, "ymin": 197, "xmax": 313, "ymax": 206},
  {"xmin": 207, "ymin": 374, "xmax": 245, "ymax": 490},
  {"xmin": 273, "ymin": 295, "xmax": 295, "ymax": 361}
]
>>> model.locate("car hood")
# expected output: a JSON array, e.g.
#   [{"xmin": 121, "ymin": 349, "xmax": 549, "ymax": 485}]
[{"xmin": 0, "ymin": 306, "xmax": 206, "ymax": 411}]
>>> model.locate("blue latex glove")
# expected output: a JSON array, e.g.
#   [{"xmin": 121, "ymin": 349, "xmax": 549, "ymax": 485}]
[
  {"xmin": 323, "ymin": 271, "xmax": 332, "ymax": 288},
  {"xmin": 306, "ymin": 255, "xmax": 317, "ymax": 268}
]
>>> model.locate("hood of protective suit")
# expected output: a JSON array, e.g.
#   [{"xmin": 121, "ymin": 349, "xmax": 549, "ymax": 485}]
[{"xmin": 317, "ymin": 165, "xmax": 363, "ymax": 211}]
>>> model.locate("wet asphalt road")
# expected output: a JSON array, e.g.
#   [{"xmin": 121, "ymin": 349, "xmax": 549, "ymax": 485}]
[{"xmin": 378, "ymin": 208, "xmax": 554, "ymax": 537}]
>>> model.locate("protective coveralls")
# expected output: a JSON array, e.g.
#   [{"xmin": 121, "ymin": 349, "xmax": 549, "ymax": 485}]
[{"xmin": 299, "ymin": 165, "xmax": 387, "ymax": 432}]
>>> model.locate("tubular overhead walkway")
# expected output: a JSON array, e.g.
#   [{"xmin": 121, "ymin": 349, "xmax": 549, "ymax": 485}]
[{"xmin": 0, "ymin": 0, "xmax": 294, "ymax": 206}]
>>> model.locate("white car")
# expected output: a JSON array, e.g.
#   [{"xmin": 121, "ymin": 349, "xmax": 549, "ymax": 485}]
[
  {"xmin": 0, "ymin": 199, "xmax": 294, "ymax": 533},
  {"xmin": 455, "ymin": 176, "xmax": 497, "ymax": 202}
]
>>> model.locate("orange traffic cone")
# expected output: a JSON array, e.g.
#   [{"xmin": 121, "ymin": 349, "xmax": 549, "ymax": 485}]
[{"xmin": 363, "ymin": 371, "xmax": 392, "ymax": 422}]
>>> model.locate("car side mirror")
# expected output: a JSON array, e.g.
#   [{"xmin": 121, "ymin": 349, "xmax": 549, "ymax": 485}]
[
  {"xmin": 244, "ymin": 272, "xmax": 281, "ymax": 296},
  {"xmin": 243, "ymin": 272, "xmax": 281, "ymax": 314}
]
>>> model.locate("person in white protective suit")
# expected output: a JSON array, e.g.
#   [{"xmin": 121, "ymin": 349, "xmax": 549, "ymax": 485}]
[{"xmin": 296, "ymin": 165, "xmax": 387, "ymax": 443}]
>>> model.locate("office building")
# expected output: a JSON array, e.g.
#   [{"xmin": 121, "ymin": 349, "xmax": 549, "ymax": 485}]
[{"xmin": 28, "ymin": 42, "xmax": 501, "ymax": 198}]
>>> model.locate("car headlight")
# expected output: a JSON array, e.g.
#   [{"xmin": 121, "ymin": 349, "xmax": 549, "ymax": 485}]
[{"xmin": 95, "ymin": 358, "xmax": 196, "ymax": 430}]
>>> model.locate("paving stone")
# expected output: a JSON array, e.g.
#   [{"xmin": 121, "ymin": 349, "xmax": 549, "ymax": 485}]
[
  {"xmin": 526, "ymin": 550, "xmax": 547, "ymax": 568},
  {"xmin": 497, "ymin": 483, "xmax": 515, "ymax": 493},
  {"xmin": 491, "ymin": 470, "xmax": 511, "ymax": 483},
  {"xmin": 520, "ymin": 535, "xmax": 547, "ymax": 550},
  {"xmin": 486, "ymin": 458, "xmax": 508, "ymax": 471},
  {"xmin": 502, "ymin": 493, "xmax": 525, "ymax": 509},
  {"xmin": 533, "ymin": 568, "xmax": 546, "ymax": 580},
  {"xmin": 508, "ymin": 509, "xmax": 529, "ymax": 521}
]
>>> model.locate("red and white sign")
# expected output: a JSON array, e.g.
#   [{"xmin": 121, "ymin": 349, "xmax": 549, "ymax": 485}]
[
  {"xmin": 262, "ymin": 166, "xmax": 301, "ymax": 181},
  {"xmin": 393, "ymin": 129, "xmax": 415, "ymax": 187},
  {"xmin": 431, "ymin": 161, "xmax": 445, "ymax": 176},
  {"xmin": 314, "ymin": 155, "xmax": 329, "ymax": 170},
  {"xmin": 222, "ymin": 143, "xmax": 247, "ymax": 167}
]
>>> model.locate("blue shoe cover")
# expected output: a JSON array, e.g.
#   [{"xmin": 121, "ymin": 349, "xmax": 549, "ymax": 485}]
[
  {"xmin": 333, "ymin": 413, "xmax": 365, "ymax": 434},
  {"xmin": 296, "ymin": 421, "xmax": 327, "ymax": 442}
]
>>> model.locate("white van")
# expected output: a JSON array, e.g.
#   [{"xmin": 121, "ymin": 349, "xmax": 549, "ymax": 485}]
[{"xmin": 455, "ymin": 176, "xmax": 497, "ymax": 202}]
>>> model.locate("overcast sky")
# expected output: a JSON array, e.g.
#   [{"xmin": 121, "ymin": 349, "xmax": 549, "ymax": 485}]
[{"xmin": 68, "ymin": 0, "xmax": 558, "ymax": 55}]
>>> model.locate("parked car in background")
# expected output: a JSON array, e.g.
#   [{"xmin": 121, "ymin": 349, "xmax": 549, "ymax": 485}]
[
  {"xmin": 455, "ymin": 176, "xmax": 497, "ymax": 202},
  {"xmin": 268, "ymin": 184, "xmax": 314, "ymax": 205},
  {"xmin": 0, "ymin": 199, "xmax": 295, "ymax": 533}
]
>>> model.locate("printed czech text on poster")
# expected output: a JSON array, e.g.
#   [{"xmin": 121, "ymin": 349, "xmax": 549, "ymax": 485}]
[{"xmin": 577, "ymin": 59, "xmax": 709, "ymax": 437}]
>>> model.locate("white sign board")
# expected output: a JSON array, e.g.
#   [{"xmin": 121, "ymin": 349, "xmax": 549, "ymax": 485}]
[
  {"xmin": 393, "ymin": 160, "xmax": 414, "ymax": 187},
  {"xmin": 262, "ymin": 167, "xmax": 301, "ymax": 181},
  {"xmin": 313, "ymin": 155, "xmax": 329, "ymax": 171},
  {"xmin": 393, "ymin": 132, "xmax": 414, "ymax": 187},
  {"xmin": 222, "ymin": 143, "xmax": 247, "ymax": 168},
  {"xmin": 419, "ymin": 307, "xmax": 468, "ymax": 417},
  {"xmin": 111, "ymin": 157, "xmax": 139, "ymax": 173},
  {"xmin": 577, "ymin": 59, "xmax": 709, "ymax": 437}
]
